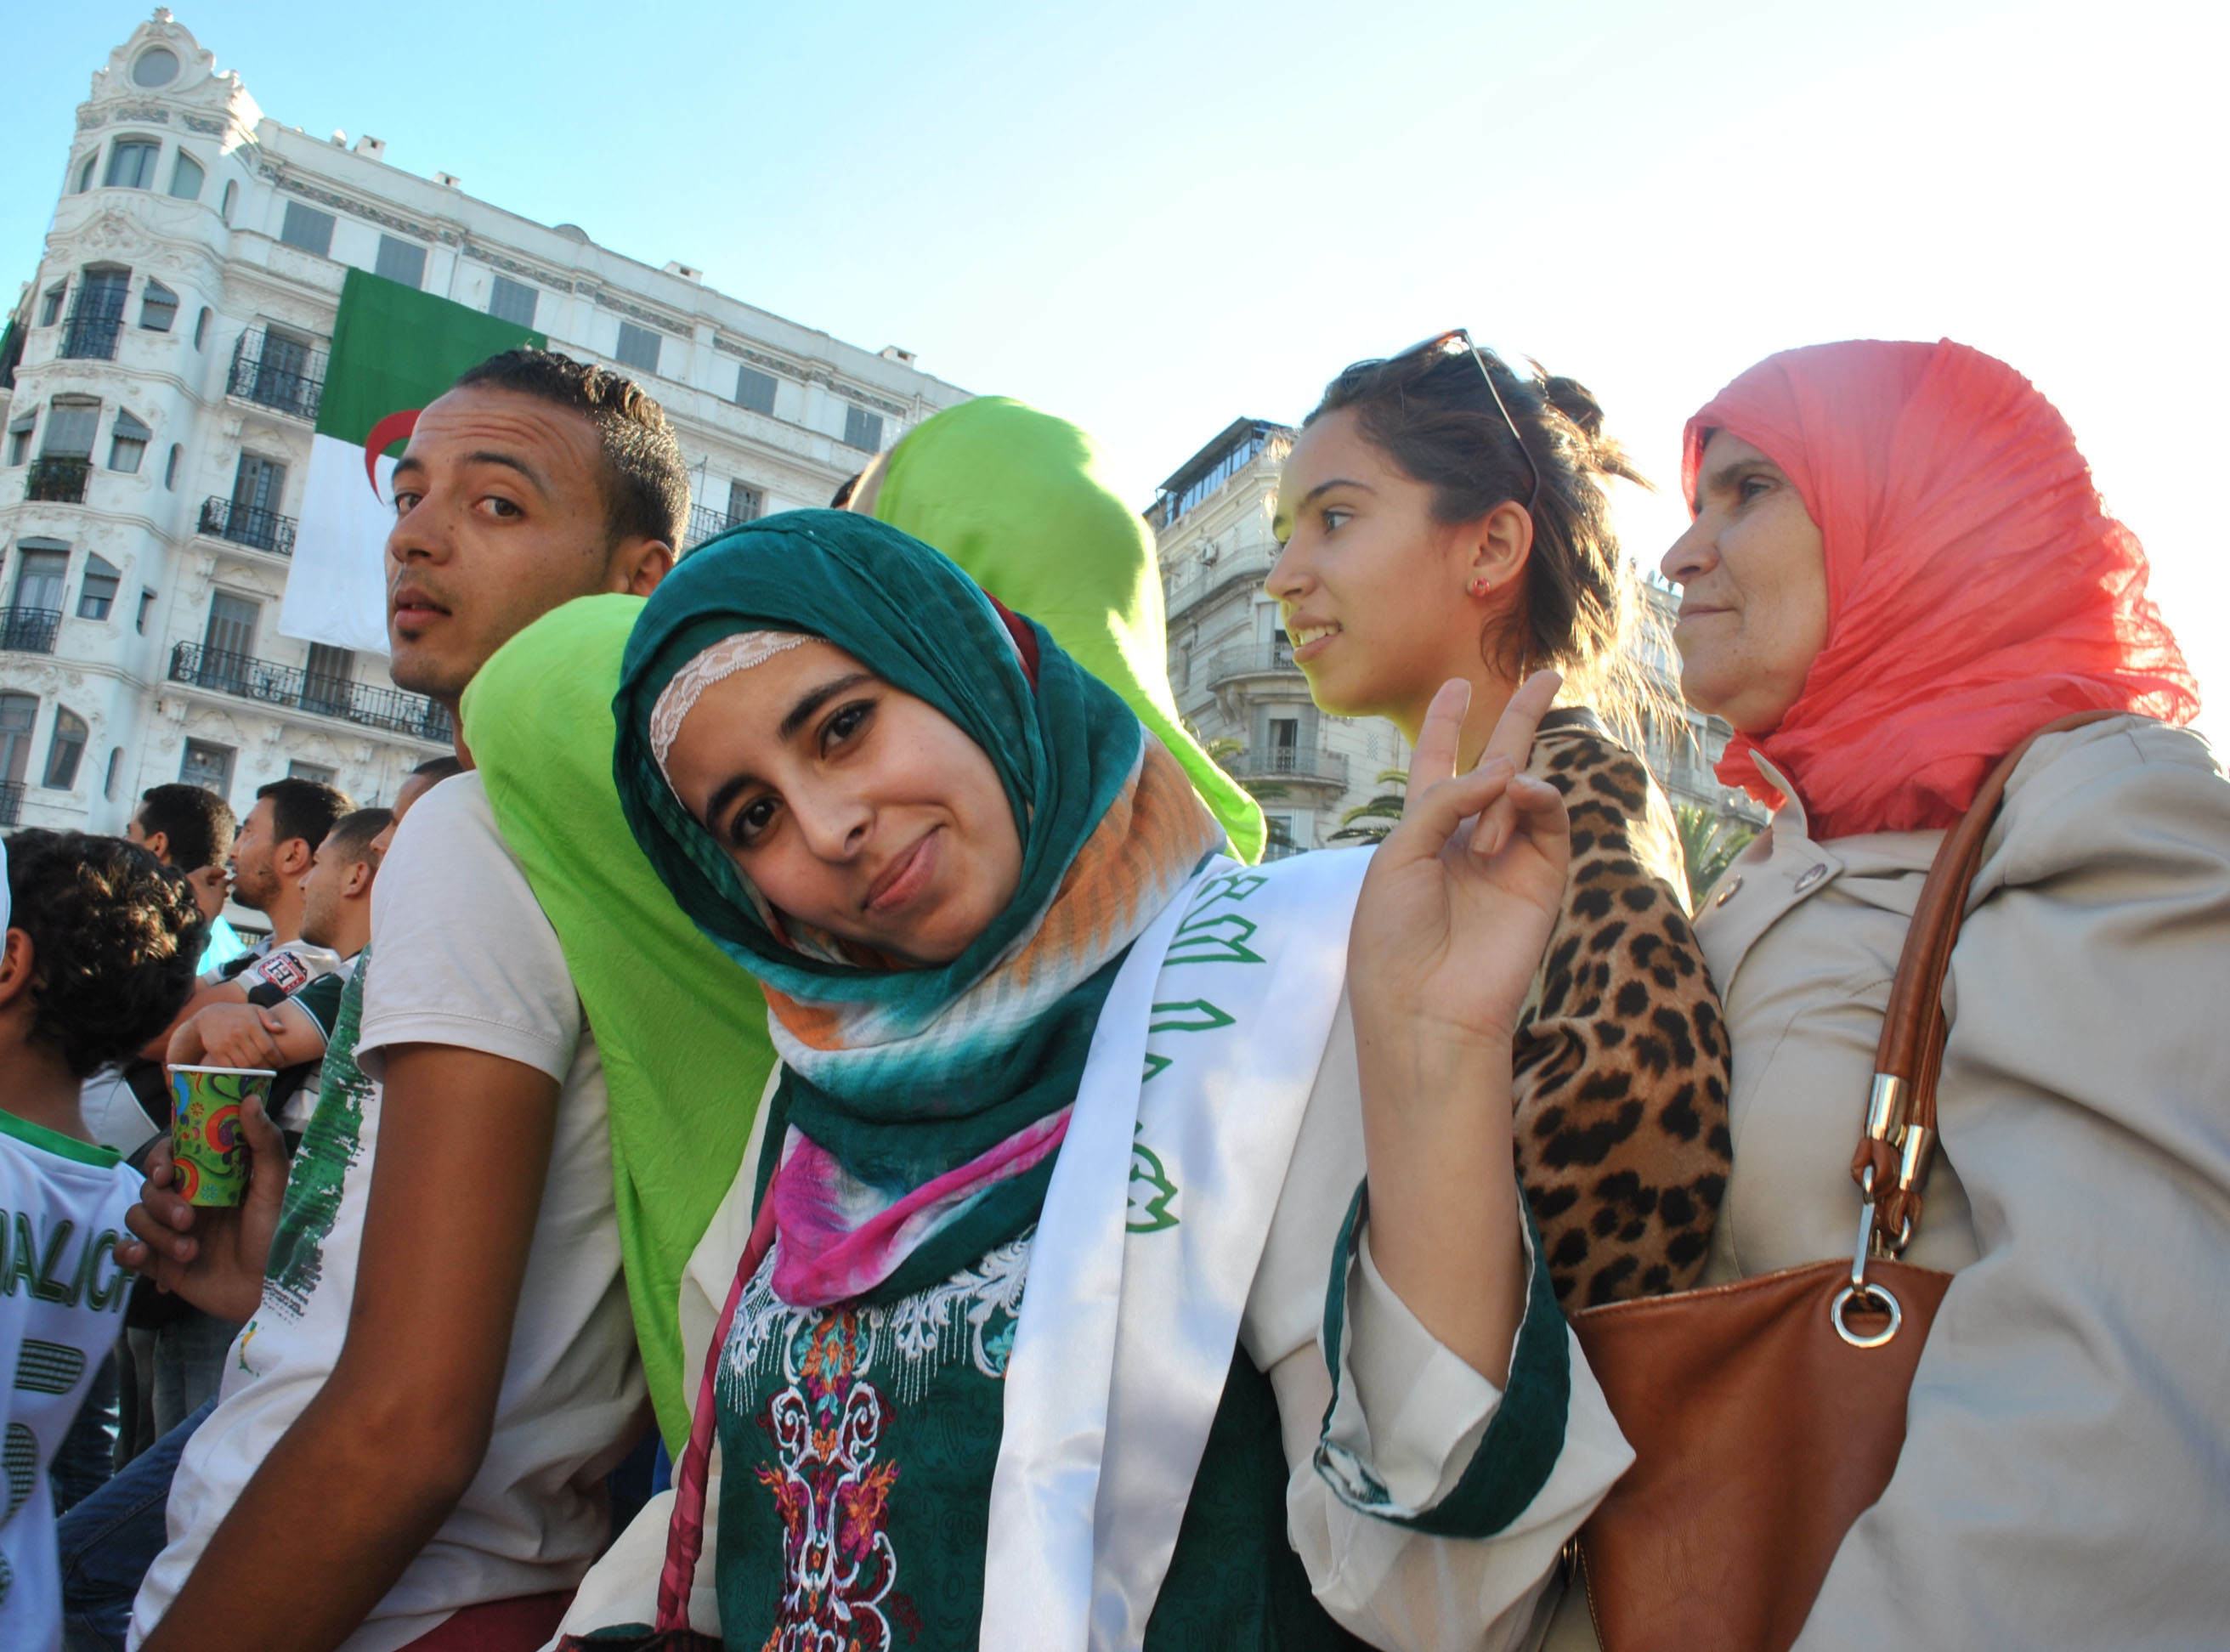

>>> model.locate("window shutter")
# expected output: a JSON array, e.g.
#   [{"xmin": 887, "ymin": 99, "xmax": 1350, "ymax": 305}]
[
  {"xmin": 735, "ymin": 366, "xmax": 778, "ymax": 416},
  {"xmin": 280, "ymin": 202, "xmax": 336, "ymax": 257},
  {"xmin": 375, "ymin": 235, "xmax": 427, "ymax": 289},
  {"xmin": 614, "ymin": 322, "xmax": 663, "ymax": 376},
  {"xmin": 843, "ymin": 405, "xmax": 884, "ymax": 451},
  {"xmin": 489, "ymin": 276, "xmax": 538, "ymax": 328}
]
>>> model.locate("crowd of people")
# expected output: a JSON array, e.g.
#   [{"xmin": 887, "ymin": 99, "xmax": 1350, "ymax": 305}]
[{"xmin": 0, "ymin": 325, "xmax": 2222, "ymax": 1652}]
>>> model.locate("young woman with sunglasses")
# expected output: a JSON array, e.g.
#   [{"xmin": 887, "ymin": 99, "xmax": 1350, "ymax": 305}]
[{"xmin": 1268, "ymin": 335, "xmax": 1729, "ymax": 1313}]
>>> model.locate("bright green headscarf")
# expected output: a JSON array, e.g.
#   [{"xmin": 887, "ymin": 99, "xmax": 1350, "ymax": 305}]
[{"xmin": 874, "ymin": 397, "xmax": 1264, "ymax": 863}]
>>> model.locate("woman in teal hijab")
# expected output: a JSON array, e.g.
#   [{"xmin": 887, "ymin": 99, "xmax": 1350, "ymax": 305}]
[{"xmin": 552, "ymin": 509, "xmax": 1636, "ymax": 1652}]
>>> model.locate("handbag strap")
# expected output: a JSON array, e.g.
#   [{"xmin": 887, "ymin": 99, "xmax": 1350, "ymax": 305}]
[
  {"xmin": 654, "ymin": 1194, "xmax": 778, "ymax": 1632},
  {"xmin": 1848, "ymin": 710, "xmax": 2120, "ymax": 1249}
]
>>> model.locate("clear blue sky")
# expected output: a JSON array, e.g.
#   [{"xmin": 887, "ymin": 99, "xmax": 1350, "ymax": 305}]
[{"xmin": 11, "ymin": 1, "xmax": 2223, "ymax": 736}]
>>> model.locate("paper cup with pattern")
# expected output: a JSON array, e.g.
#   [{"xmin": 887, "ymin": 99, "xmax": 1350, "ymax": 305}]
[{"xmin": 167, "ymin": 1065, "xmax": 275, "ymax": 1208}]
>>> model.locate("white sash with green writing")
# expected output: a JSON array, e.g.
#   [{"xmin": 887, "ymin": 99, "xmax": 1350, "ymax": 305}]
[{"xmin": 981, "ymin": 845, "xmax": 1372, "ymax": 1650}]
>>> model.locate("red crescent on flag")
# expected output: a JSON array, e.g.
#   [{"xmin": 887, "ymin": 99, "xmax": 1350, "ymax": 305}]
[{"xmin": 362, "ymin": 409, "xmax": 422, "ymax": 495}]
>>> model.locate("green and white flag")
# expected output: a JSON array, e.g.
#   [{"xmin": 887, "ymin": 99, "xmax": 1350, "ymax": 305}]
[{"xmin": 279, "ymin": 269, "xmax": 542, "ymax": 654}]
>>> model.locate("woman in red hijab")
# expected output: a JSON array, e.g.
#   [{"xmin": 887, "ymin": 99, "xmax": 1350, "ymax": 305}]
[{"xmin": 1629, "ymin": 338, "xmax": 2227, "ymax": 1648}]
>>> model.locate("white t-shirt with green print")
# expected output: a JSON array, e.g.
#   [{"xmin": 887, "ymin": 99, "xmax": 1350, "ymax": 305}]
[{"xmin": 0, "ymin": 1110, "xmax": 137, "ymax": 1652}]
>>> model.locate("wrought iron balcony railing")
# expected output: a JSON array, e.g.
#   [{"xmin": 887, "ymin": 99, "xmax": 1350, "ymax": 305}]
[
  {"xmin": 25, "ymin": 456, "xmax": 90, "ymax": 503},
  {"xmin": 169, "ymin": 642, "xmax": 454, "ymax": 745},
  {"xmin": 1221, "ymin": 742, "xmax": 1350, "ymax": 789},
  {"xmin": 199, "ymin": 495, "xmax": 298, "ymax": 557},
  {"xmin": 682, "ymin": 502, "xmax": 763, "ymax": 553},
  {"xmin": 0, "ymin": 783, "xmax": 22, "ymax": 829},
  {"xmin": 59, "ymin": 294, "xmax": 126, "ymax": 361},
  {"xmin": 0, "ymin": 608, "xmax": 61, "ymax": 654},
  {"xmin": 227, "ymin": 330, "xmax": 328, "ymax": 421},
  {"xmin": 1203, "ymin": 639, "xmax": 1299, "ymax": 687}
]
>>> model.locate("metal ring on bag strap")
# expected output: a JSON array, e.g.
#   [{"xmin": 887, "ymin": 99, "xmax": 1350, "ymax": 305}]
[{"xmin": 1831, "ymin": 1282, "xmax": 1904, "ymax": 1349}]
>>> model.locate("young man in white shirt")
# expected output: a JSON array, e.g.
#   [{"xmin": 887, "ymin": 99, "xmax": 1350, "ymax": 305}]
[
  {"xmin": 118, "ymin": 350, "xmax": 683, "ymax": 1652},
  {"xmin": 0, "ymin": 830, "xmax": 205, "ymax": 1652}
]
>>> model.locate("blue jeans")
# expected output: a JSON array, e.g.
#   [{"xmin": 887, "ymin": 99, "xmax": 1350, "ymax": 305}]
[
  {"xmin": 152, "ymin": 1310, "xmax": 241, "ymax": 1437},
  {"xmin": 58, "ymin": 1396, "xmax": 216, "ymax": 1652}
]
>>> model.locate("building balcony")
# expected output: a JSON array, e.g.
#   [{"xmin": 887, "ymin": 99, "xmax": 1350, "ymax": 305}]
[
  {"xmin": 683, "ymin": 502, "xmax": 747, "ymax": 553},
  {"xmin": 59, "ymin": 309, "xmax": 122, "ymax": 363},
  {"xmin": 1203, "ymin": 639, "xmax": 1302, "ymax": 689},
  {"xmin": 168, "ymin": 642, "xmax": 454, "ymax": 746},
  {"xmin": 0, "ymin": 608, "xmax": 62, "ymax": 654},
  {"xmin": 1223, "ymin": 741, "xmax": 1350, "ymax": 790},
  {"xmin": 227, "ymin": 331, "xmax": 328, "ymax": 421},
  {"xmin": 0, "ymin": 783, "xmax": 21, "ymax": 829},
  {"xmin": 199, "ymin": 495, "xmax": 297, "ymax": 557},
  {"xmin": 25, "ymin": 456, "xmax": 90, "ymax": 503},
  {"xmin": 1163, "ymin": 552, "xmax": 1275, "ymax": 619}
]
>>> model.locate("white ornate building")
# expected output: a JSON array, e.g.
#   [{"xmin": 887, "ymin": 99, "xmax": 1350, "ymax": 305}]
[
  {"xmin": 0, "ymin": 11, "xmax": 965, "ymax": 855},
  {"xmin": 1150, "ymin": 417, "xmax": 1763, "ymax": 856}
]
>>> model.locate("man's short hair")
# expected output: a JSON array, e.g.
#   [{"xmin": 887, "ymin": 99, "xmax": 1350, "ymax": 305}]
[
  {"xmin": 136, "ymin": 784, "xmax": 235, "ymax": 874},
  {"xmin": 409, "ymin": 755, "xmax": 465, "ymax": 784},
  {"xmin": 257, "ymin": 778, "xmax": 354, "ymax": 855},
  {"xmin": 451, "ymin": 349, "xmax": 689, "ymax": 552},
  {"xmin": 322, "ymin": 807, "xmax": 394, "ymax": 869},
  {"xmin": 5, "ymin": 830, "xmax": 205, "ymax": 1077}
]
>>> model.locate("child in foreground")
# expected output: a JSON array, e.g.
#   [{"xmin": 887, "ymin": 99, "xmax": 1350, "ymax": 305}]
[{"xmin": 0, "ymin": 831, "xmax": 204, "ymax": 1652}]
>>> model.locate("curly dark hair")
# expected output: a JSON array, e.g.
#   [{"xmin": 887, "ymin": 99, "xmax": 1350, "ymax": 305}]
[
  {"xmin": 6, "ymin": 830, "xmax": 206, "ymax": 1078},
  {"xmin": 453, "ymin": 348, "xmax": 689, "ymax": 550}
]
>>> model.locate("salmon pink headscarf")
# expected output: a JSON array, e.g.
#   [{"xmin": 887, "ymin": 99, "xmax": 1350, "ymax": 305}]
[{"xmin": 1683, "ymin": 338, "xmax": 2199, "ymax": 839}]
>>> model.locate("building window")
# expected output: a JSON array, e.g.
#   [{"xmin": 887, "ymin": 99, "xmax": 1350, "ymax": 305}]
[
  {"xmin": 169, "ymin": 151, "xmax": 205, "ymax": 201},
  {"xmin": 374, "ymin": 235, "xmax": 426, "ymax": 289},
  {"xmin": 488, "ymin": 275, "xmax": 537, "ymax": 328},
  {"xmin": 203, "ymin": 591, "xmax": 260, "ymax": 661},
  {"xmin": 219, "ymin": 179, "xmax": 236, "ymax": 222},
  {"xmin": 164, "ymin": 444, "xmax": 182, "ymax": 489},
  {"xmin": 303, "ymin": 643, "xmax": 354, "ymax": 716},
  {"xmin": 104, "ymin": 746, "xmax": 122, "ymax": 801},
  {"xmin": 109, "ymin": 411, "xmax": 151, "ymax": 474},
  {"xmin": 38, "ymin": 285, "xmax": 65, "ymax": 327},
  {"xmin": 139, "ymin": 280, "xmax": 178, "ymax": 331},
  {"xmin": 45, "ymin": 399, "xmax": 99, "ymax": 455},
  {"xmin": 734, "ymin": 365, "xmax": 778, "ymax": 416},
  {"xmin": 11, "ymin": 545, "xmax": 70, "ymax": 618},
  {"xmin": 842, "ymin": 405, "xmax": 884, "ymax": 452},
  {"xmin": 42, "ymin": 708, "xmax": 88, "ymax": 791},
  {"xmin": 133, "ymin": 47, "xmax": 180, "ymax": 87},
  {"xmin": 105, "ymin": 139, "xmax": 161, "ymax": 190},
  {"xmin": 77, "ymin": 555, "xmax": 120, "ymax": 620},
  {"xmin": 287, "ymin": 760, "xmax": 337, "ymax": 785},
  {"xmin": 6, "ymin": 411, "xmax": 31, "ymax": 467},
  {"xmin": 137, "ymin": 588, "xmax": 156, "ymax": 634},
  {"xmin": 727, "ymin": 479, "xmax": 764, "ymax": 525},
  {"xmin": 74, "ymin": 154, "xmax": 97, "ymax": 194},
  {"xmin": 280, "ymin": 201, "xmax": 336, "ymax": 257},
  {"xmin": 193, "ymin": 306, "xmax": 211, "ymax": 349},
  {"xmin": 231, "ymin": 451, "xmax": 288, "ymax": 529},
  {"xmin": 61, "ymin": 266, "xmax": 130, "ymax": 360},
  {"xmin": 179, "ymin": 739, "xmax": 235, "ymax": 801},
  {"xmin": 614, "ymin": 322, "xmax": 663, "ymax": 376},
  {"xmin": 0, "ymin": 694, "xmax": 37, "ymax": 795}
]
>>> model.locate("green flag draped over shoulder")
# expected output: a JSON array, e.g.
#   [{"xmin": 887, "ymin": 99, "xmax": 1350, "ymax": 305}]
[
  {"xmin": 462, "ymin": 596, "xmax": 771, "ymax": 1455},
  {"xmin": 874, "ymin": 397, "xmax": 1265, "ymax": 863}
]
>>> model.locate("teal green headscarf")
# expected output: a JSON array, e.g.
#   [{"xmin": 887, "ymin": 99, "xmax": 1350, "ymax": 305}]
[{"xmin": 614, "ymin": 511, "xmax": 1222, "ymax": 1304}]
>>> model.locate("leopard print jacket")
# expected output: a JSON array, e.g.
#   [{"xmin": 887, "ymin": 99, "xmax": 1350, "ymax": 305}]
[{"xmin": 1514, "ymin": 710, "xmax": 1731, "ymax": 1308}]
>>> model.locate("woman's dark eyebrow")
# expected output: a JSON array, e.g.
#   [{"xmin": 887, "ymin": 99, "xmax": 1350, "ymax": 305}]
[
  {"xmin": 1697, "ymin": 455, "xmax": 1772, "ymax": 511},
  {"xmin": 703, "ymin": 770, "xmax": 759, "ymax": 835},
  {"xmin": 779, "ymin": 672, "xmax": 873, "ymax": 741}
]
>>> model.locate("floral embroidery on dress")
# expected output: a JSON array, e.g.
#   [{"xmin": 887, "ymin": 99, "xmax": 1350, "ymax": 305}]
[
  {"xmin": 753, "ymin": 1313, "xmax": 903, "ymax": 1650},
  {"xmin": 729, "ymin": 1231, "xmax": 1033, "ymax": 1406},
  {"xmin": 722, "ymin": 1232, "xmax": 1037, "ymax": 1646}
]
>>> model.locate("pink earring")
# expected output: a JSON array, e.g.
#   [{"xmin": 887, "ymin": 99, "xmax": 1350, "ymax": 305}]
[{"xmin": 1471, "ymin": 576, "xmax": 1492, "ymax": 597}]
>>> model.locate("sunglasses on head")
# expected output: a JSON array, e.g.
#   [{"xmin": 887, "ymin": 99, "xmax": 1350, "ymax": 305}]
[{"xmin": 1383, "ymin": 328, "xmax": 1542, "ymax": 517}]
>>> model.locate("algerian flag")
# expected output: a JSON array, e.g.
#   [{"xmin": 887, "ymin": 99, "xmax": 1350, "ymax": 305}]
[{"xmin": 280, "ymin": 269, "xmax": 543, "ymax": 654}]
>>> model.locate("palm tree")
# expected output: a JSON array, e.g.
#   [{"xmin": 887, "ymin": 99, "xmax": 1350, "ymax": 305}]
[
  {"xmin": 1672, "ymin": 803, "xmax": 1756, "ymax": 908},
  {"xmin": 1328, "ymin": 767, "xmax": 1410, "ymax": 843}
]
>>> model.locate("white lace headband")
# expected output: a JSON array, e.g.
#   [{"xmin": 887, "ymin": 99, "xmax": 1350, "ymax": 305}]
[{"xmin": 649, "ymin": 631, "xmax": 814, "ymax": 778}]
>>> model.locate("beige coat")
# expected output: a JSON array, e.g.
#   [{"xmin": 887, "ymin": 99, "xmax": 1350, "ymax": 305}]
[{"xmin": 1544, "ymin": 714, "xmax": 2230, "ymax": 1648}]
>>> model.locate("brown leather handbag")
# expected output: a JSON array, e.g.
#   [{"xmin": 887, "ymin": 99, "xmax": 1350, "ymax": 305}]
[{"xmin": 1567, "ymin": 712, "xmax": 2112, "ymax": 1652}]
